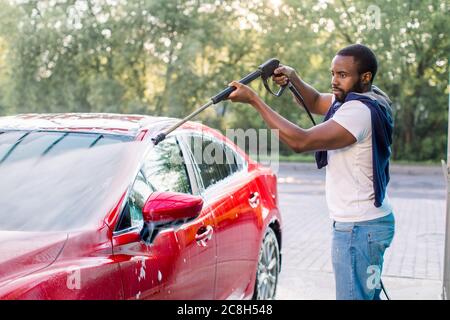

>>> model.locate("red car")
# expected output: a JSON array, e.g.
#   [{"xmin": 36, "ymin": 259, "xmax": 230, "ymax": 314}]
[{"xmin": 0, "ymin": 113, "xmax": 282, "ymax": 300}]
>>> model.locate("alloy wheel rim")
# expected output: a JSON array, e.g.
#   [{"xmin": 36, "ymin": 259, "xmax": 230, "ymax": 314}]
[{"xmin": 256, "ymin": 232, "xmax": 279, "ymax": 300}]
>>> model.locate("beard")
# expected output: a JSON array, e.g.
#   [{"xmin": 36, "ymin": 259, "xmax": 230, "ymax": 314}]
[{"xmin": 333, "ymin": 80, "xmax": 365, "ymax": 102}]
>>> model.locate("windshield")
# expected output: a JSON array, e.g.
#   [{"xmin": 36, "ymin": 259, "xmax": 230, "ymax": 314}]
[
  {"xmin": 0, "ymin": 130, "xmax": 148, "ymax": 232},
  {"xmin": 0, "ymin": 130, "xmax": 133, "ymax": 164}
]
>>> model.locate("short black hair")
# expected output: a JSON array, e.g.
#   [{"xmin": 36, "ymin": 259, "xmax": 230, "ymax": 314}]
[{"xmin": 337, "ymin": 44, "xmax": 378, "ymax": 83}]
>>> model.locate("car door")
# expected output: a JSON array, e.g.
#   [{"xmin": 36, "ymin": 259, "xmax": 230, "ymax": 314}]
[
  {"xmin": 181, "ymin": 133, "xmax": 258, "ymax": 299},
  {"xmin": 213, "ymin": 139, "xmax": 262, "ymax": 298},
  {"xmin": 112, "ymin": 170, "xmax": 170, "ymax": 300},
  {"xmin": 222, "ymin": 143, "xmax": 261, "ymax": 267},
  {"xmin": 139, "ymin": 136, "xmax": 216, "ymax": 299}
]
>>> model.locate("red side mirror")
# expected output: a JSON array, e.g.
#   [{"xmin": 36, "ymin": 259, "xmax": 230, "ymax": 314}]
[{"xmin": 142, "ymin": 191, "xmax": 203, "ymax": 223}]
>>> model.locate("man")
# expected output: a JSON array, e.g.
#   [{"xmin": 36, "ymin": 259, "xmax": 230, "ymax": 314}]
[{"xmin": 227, "ymin": 44, "xmax": 395, "ymax": 300}]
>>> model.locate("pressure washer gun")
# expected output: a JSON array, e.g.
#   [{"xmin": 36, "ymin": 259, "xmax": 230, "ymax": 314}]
[{"xmin": 152, "ymin": 58, "xmax": 315, "ymax": 145}]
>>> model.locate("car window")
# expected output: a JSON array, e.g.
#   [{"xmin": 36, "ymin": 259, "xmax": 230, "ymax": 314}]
[
  {"xmin": 185, "ymin": 135, "xmax": 220, "ymax": 189},
  {"xmin": 141, "ymin": 137, "xmax": 192, "ymax": 194},
  {"xmin": 116, "ymin": 171, "xmax": 152, "ymax": 232},
  {"xmin": 209, "ymin": 139, "xmax": 232, "ymax": 181},
  {"xmin": 223, "ymin": 143, "xmax": 244, "ymax": 174},
  {"xmin": 185, "ymin": 134, "xmax": 238, "ymax": 190}
]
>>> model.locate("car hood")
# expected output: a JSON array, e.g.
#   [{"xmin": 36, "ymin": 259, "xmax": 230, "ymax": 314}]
[{"xmin": 0, "ymin": 231, "xmax": 68, "ymax": 286}]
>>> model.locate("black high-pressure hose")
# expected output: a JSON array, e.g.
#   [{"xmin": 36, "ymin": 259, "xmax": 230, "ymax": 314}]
[{"xmin": 287, "ymin": 83, "xmax": 316, "ymax": 126}]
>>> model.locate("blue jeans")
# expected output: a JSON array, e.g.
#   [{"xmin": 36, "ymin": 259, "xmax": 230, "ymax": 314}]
[{"xmin": 331, "ymin": 213, "xmax": 395, "ymax": 300}]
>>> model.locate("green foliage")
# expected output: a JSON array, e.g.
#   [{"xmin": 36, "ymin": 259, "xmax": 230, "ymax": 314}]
[{"xmin": 0, "ymin": 0, "xmax": 448, "ymax": 161}]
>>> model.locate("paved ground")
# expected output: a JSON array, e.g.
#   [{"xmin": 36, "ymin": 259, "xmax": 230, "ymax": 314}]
[{"xmin": 271, "ymin": 162, "xmax": 447, "ymax": 300}]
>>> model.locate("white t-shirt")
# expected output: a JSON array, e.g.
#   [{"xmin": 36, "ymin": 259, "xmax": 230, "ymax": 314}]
[{"xmin": 326, "ymin": 99, "xmax": 393, "ymax": 222}]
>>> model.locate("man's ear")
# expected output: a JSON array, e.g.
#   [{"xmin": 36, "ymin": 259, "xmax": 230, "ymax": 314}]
[{"xmin": 361, "ymin": 72, "xmax": 372, "ymax": 84}]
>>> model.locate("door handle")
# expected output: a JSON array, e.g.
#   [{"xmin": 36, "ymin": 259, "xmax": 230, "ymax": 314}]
[
  {"xmin": 195, "ymin": 225, "xmax": 213, "ymax": 247},
  {"xmin": 249, "ymin": 191, "xmax": 260, "ymax": 208}
]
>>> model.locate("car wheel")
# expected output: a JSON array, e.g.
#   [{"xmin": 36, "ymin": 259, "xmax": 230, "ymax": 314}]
[{"xmin": 252, "ymin": 227, "xmax": 280, "ymax": 300}]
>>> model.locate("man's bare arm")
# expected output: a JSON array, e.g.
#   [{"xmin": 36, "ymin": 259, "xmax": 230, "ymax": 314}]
[{"xmin": 249, "ymin": 94, "xmax": 355, "ymax": 153}]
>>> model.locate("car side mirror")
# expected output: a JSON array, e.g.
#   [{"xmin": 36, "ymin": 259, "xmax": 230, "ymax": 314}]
[{"xmin": 142, "ymin": 191, "xmax": 203, "ymax": 224}]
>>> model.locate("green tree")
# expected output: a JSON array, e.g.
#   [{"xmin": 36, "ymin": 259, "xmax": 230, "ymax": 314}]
[{"xmin": 0, "ymin": 0, "xmax": 448, "ymax": 161}]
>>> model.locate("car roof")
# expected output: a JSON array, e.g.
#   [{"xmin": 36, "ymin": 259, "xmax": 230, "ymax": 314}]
[{"xmin": 0, "ymin": 113, "xmax": 209, "ymax": 138}]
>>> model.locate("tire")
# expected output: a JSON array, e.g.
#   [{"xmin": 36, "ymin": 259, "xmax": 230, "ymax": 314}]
[{"xmin": 252, "ymin": 227, "xmax": 280, "ymax": 300}]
